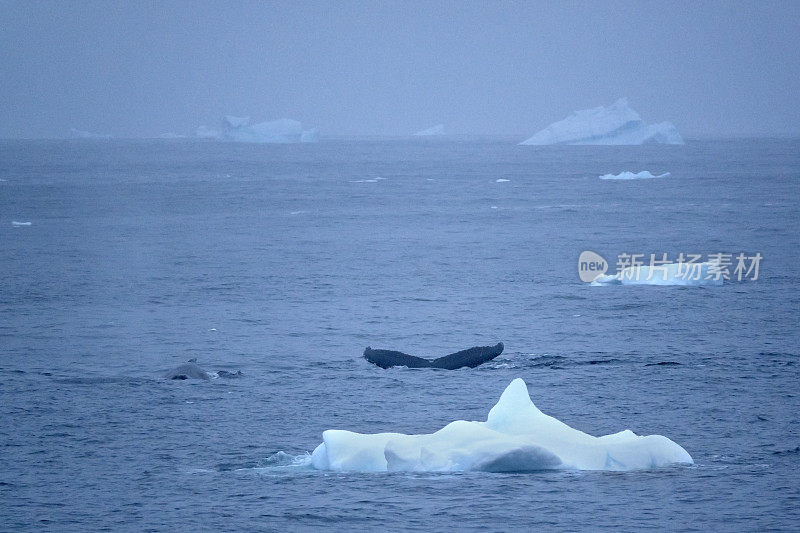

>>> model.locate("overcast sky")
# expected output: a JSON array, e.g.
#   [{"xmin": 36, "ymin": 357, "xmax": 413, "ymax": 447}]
[{"xmin": 1, "ymin": 1, "xmax": 799, "ymax": 138}]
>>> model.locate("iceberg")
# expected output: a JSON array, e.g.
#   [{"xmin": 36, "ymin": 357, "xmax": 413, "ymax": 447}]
[
  {"xmin": 414, "ymin": 124, "xmax": 445, "ymax": 136},
  {"xmin": 196, "ymin": 125, "xmax": 220, "ymax": 139},
  {"xmin": 600, "ymin": 171, "xmax": 670, "ymax": 180},
  {"xmin": 310, "ymin": 378, "xmax": 692, "ymax": 472},
  {"xmin": 197, "ymin": 116, "xmax": 319, "ymax": 143},
  {"xmin": 591, "ymin": 262, "xmax": 723, "ymax": 286},
  {"xmin": 70, "ymin": 128, "xmax": 112, "ymax": 139},
  {"xmin": 520, "ymin": 99, "xmax": 683, "ymax": 145}
]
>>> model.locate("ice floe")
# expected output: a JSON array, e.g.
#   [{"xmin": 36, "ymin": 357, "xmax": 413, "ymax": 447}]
[{"xmin": 591, "ymin": 262, "xmax": 723, "ymax": 286}]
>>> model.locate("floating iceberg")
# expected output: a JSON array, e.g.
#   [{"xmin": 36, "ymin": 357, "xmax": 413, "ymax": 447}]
[
  {"xmin": 196, "ymin": 125, "xmax": 220, "ymax": 139},
  {"xmin": 197, "ymin": 116, "xmax": 318, "ymax": 143},
  {"xmin": 414, "ymin": 124, "xmax": 445, "ymax": 136},
  {"xmin": 600, "ymin": 171, "xmax": 670, "ymax": 180},
  {"xmin": 310, "ymin": 378, "xmax": 692, "ymax": 472},
  {"xmin": 520, "ymin": 99, "xmax": 683, "ymax": 145},
  {"xmin": 70, "ymin": 128, "xmax": 112, "ymax": 139},
  {"xmin": 591, "ymin": 262, "xmax": 723, "ymax": 286}
]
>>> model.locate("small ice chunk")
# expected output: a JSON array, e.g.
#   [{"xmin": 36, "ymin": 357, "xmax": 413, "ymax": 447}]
[
  {"xmin": 496, "ymin": 179, "xmax": 511, "ymax": 183},
  {"xmin": 599, "ymin": 171, "xmax": 670, "ymax": 180},
  {"xmin": 591, "ymin": 262, "xmax": 723, "ymax": 286},
  {"xmin": 12, "ymin": 221, "xmax": 32, "ymax": 226}
]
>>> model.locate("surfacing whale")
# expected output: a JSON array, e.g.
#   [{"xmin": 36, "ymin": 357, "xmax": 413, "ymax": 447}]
[
  {"xmin": 364, "ymin": 342, "xmax": 504, "ymax": 369},
  {"xmin": 165, "ymin": 359, "xmax": 243, "ymax": 380}
]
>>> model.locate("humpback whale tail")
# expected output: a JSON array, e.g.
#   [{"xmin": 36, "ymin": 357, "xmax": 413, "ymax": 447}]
[{"xmin": 364, "ymin": 342, "xmax": 504, "ymax": 369}]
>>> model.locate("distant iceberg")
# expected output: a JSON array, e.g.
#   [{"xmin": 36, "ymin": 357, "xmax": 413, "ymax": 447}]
[
  {"xmin": 591, "ymin": 262, "xmax": 723, "ymax": 286},
  {"xmin": 414, "ymin": 124, "xmax": 445, "ymax": 136},
  {"xmin": 197, "ymin": 116, "xmax": 318, "ymax": 143},
  {"xmin": 70, "ymin": 128, "xmax": 112, "ymax": 139},
  {"xmin": 310, "ymin": 378, "xmax": 692, "ymax": 472},
  {"xmin": 196, "ymin": 125, "xmax": 220, "ymax": 139},
  {"xmin": 600, "ymin": 171, "xmax": 670, "ymax": 180},
  {"xmin": 520, "ymin": 99, "xmax": 683, "ymax": 145},
  {"xmin": 158, "ymin": 132, "xmax": 186, "ymax": 139}
]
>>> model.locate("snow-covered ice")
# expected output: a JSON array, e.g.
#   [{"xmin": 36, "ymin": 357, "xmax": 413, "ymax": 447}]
[
  {"xmin": 197, "ymin": 116, "xmax": 318, "ymax": 143},
  {"xmin": 520, "ymin": 99, "xmax": 683, "ymax": 145},
  {"xmin": 600, "ymin": 171, "xmax": 671, "ymax": 180},
  {"xmin": 591, "ymin": 262, "xmax": 723, "ymax": 286},
  {"xmin": 310, "ymin": 378, "xmax": 693, "ymax": 472},
  {"xmin": 414, "ymin": 124, "xmax": 445, "ymax": 136}
]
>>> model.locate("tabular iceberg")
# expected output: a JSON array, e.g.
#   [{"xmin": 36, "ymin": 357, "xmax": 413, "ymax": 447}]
[
  {"xmin": 591, "ymin": 262, "xmax": 723, "ymax": 286},
  {"xmin": 520, "ymin": 99, "xmax": 683, "ymax": 145},
  {"xmin": 310, "ymin": 378, "xmax": 692, "ymax": 472},
  {"xmin": 600, "ymin": 171, "xmax": 671, "ymax": 180},
  {"xmin": 197, "ymin": 116, "xmax": 318, "ymax": 143},
  {"xmin": 414, "ymin": 124, "xmax": 445, "ymax": 136}
]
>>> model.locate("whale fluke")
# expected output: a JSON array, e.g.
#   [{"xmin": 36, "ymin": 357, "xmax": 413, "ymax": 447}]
[{"xmin": 364, "ymin": 342, "xmax": 504, "ymax": 369}]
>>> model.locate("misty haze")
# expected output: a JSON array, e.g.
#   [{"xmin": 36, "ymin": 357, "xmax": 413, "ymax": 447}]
[{"xmin": 1, "ymin": 2, "xmax": 799, "ymax": 532}]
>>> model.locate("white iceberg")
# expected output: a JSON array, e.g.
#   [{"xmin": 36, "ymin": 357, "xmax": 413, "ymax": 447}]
[
  {"xmin": 198, "ymin": 116, "xmax": 318, "ymax": 143},
  {"xmin": 414, "ymin": 124, "xmax": 445, "ymax": 136},
  {"xmin": 600, "ymin": 171, "xmax": 670, "ymax": 180},
  {"xmin": 196, "ymin": 125, "xmax": 220, "ymax": 139},
  {"xmin": 310, "ymin": 378, "xmax": 692, "ymax": 472},
  {"xmin": 520, "ymin": 99, "xmax": 683, "ymax": 145},
  {"xmin": 591, "ymin": 262, "xmax": 723, "ymax": 286},
  {"xmin": 70, "ymin": 128, "xmax": 112, "ymax": 139}
]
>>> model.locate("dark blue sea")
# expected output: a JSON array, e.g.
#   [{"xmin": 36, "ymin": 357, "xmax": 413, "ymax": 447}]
[{"xmin": 1, "ymin": 138, "xmax": 798, "ymax": 531}]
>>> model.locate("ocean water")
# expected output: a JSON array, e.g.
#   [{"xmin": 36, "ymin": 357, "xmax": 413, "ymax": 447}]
[{"xmin": 1, "ymin": 138, "xmax": 799, "ymax": 531}]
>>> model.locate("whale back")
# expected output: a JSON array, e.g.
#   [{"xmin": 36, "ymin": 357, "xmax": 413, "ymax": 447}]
[{"xmin": 363, "ymin": 347, "xmax": 432, "ymax": 369}]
